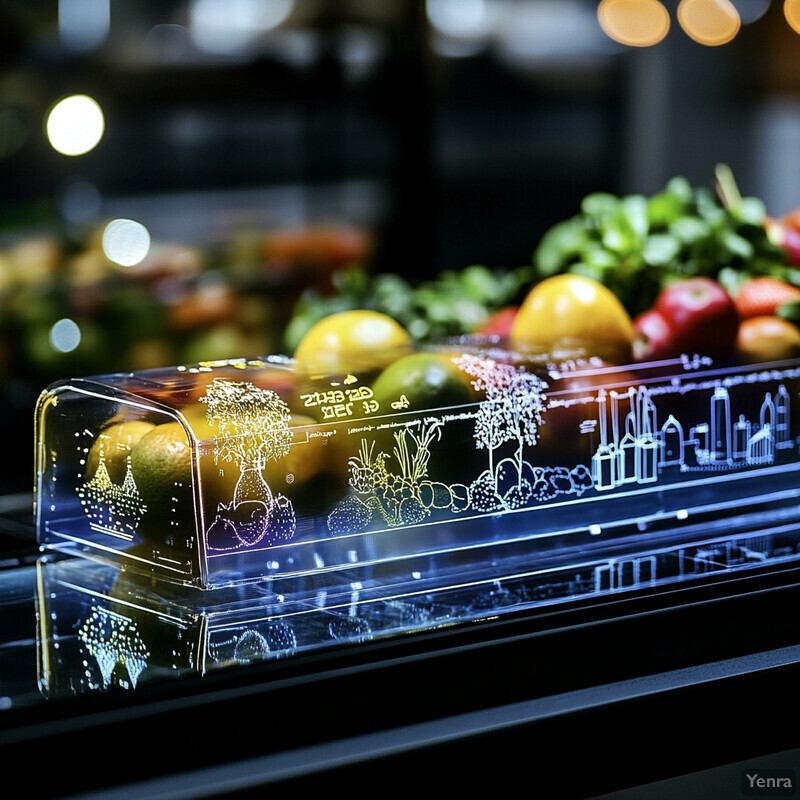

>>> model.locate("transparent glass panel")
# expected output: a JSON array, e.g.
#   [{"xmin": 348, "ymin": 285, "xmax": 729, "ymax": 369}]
[{"xmin": 35, "ymin": 349, "xmax": 800, "ymax": 591}]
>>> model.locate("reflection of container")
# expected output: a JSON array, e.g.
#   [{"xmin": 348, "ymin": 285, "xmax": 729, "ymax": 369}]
[{"xmin": 34, "ymin": 350, "xmax": 800, "ymax": 594}]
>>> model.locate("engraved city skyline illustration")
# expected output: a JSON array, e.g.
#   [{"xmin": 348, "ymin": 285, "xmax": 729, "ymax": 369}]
[{"xmin": 76, "ymin": 359, "xmax": 799, "ymax": 549}]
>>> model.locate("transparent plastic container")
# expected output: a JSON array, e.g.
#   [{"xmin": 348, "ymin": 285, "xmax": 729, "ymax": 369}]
[{"xmin": 34, "ymin": 346, "xmax": 800, "ymax": 591}]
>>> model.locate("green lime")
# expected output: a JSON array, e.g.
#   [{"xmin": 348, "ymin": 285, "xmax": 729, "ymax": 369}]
[
  {"xmin": 371, "ymin": 352, "xmax": 474, "ymax": 414},
  {"xmin": 129, "ymin": 421, "xmax": 194, "ymax": 521}
]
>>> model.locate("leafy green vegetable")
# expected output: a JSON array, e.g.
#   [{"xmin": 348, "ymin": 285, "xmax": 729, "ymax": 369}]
[
  {"xmin": 532, "ymin": 166, "xmax": 788, "ymax": 316},
  {"xmin": 284, "ymin": 263, "xmax": 533, "ymax": 352},
  {"xmin": 285, "ymin": 167, "xmax": 793, "ymax": 352}
]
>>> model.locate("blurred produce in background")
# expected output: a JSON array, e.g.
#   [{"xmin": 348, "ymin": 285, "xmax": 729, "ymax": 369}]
[
  {"xmin": 284, "ymin": 169, "xmax": 800, "ymax": 358},
  {"xmin": 2, "ymin": 0, "xmax": 800, "ymax": 499},
  {"xmin": 283, "ymin": 261, "xmax": 532, "ymax": 351},
  {"xmin": 530, "ymin": 167, "xmax": 792, "ymax": 318},
  {"xmin": 0, "ymin": 221, "xmax": 371, "ymax": 386}
]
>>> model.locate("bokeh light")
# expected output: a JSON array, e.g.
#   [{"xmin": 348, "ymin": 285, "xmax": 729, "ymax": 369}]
[
  {"xmin": 189, "ymin": 0, "xmax": 294, "ymax": 54},
  {"xmin": 59, "ymin": 0, "xmax": 110, "ymax": 53},
  {"xmin": 597, "ymin": 0, "xmax": 671, "ymax": 47},
  {"xmin": 45, "ymin": 95, "xmax": 105, "ymax": 156},
  {"xmin": 49, "ymin": 319, "xmax": 82, "ymax": 353},
  {"xmin": 102, "ymin": 219, "xmax": 151, "ymax": 267},
  {"xmin": 785, "ymin": 0, "xmax": 800, "ymax": 34},
  {"xmin": 426, "ymin": 0, "xmax": 494, "ymax": 39},
  {"xmin": 677, "ymin": 0, "xmax": 741, "ymax": 45}
]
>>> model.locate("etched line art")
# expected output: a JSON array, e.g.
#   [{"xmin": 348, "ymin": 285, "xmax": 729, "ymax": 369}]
[
  {"xmin": 77, "ymin": 448, "xmax": 146, "ymax": 539},
  {"xmin": 326, "ymin": 357, "xmax": 798, "ymax": 538},
  {"xmin": 201, "ymin": 378, "xmax": 297, "ymax": 551},
  {"xmin": 328, "ymin": 418, "xmax": 446, "ymax": 534},
  {"xmin": 78, "ymin": 606, "xmax": 150, "ymax": 690},
  {"xmin": 589, "ymin": 382, "xmax": 794, "ymax": 487},
  {"xmin": 66, "ymin": 358, "xmax": 800, "ymax": 561}
]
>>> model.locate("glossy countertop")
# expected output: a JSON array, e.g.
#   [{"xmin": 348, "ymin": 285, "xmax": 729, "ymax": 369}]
[{"xmin": 1, "ymin": 490, "xmax": 800, "ymax": 798}]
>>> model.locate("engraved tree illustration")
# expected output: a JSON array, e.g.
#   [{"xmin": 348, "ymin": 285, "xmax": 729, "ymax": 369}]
[
  {"xmin": 200, "ymin": 377, "xmax": 293, "ymax": 509},
  {"xmin": 453, "ymin": 354, "xmax": 547, "ymax": 484}
]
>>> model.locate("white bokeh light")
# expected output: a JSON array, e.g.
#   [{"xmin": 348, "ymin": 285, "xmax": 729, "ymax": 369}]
[
  {"xmin": 189, "ymin": 0, "xmax": 294, "ymax": 53},
  {"xmin": 59, "ymin": 0, "xmax": 110, "ymax": 53},
  {"xmin": 426, "ymin": 0, "xmax": 493, "ymax": 38},
  {"xmin": 46, "ymin": 95, "xmax": 105, "ymax": 156},
  {"xmin": 102, "ymin": 219, "xmax": 151, "ymax": 267},
  {"xmin": 49, "ymin": 319, "xmax": 82, "ymax": 353}
]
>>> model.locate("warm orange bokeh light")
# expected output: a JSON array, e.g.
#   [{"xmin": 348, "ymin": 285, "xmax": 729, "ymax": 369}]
[
  {"xmin": 786, "ymin": 0, "xmax": 800, "ymax": 35},
  {"xmin": 598, "ymin": 0, "xmax": 671, "ymax": 47},
  {"xmin": 677, "ymin": 0, "xmax": 741, "ymax": 46}
]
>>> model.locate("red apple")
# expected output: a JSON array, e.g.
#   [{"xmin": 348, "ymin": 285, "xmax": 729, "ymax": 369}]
[
  {"xmin": 654, "ymin": 277, "xmax": 739, "ymax": 359},
  {"xmin": 632, "ymin": 308, "xmax": 679, "ymax": 361},
  {"xmin": 475, "ymin": 305, "xmax": 518, "ymax": 338}
]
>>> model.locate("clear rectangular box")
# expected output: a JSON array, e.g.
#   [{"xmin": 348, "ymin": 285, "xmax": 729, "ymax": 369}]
[{"xmin": 34, "ymin": 346, "xmax": 800, "ymax": 592}]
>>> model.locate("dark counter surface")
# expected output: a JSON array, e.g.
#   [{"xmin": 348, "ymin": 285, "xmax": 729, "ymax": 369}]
[{"xmin": 0, "ymin": 492, "xmax": 799, "ymax": 798}]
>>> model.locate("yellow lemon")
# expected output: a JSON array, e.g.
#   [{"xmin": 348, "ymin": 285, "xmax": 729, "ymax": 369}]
[
  {"xmin": 510, "ymin": 274, "xmax": 634, "ymax": 364},
  {"xmin": 294, "ymin": 310, "xmax": 412, "ymax": 376}
]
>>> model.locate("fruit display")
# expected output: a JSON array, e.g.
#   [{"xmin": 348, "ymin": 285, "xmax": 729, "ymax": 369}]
[
  {"xmin": 30, "ymin": 169, "xmax": 800, "ymax": 636},
  {"xmin": 283, "ymin": 262, "xmax": 534, "ymax": 351},
  {"xmin": 521, "ymin": 166, "xmax": 800, "ymax": 365},
  {"xmin": 531, "ymin": 165, "xmax": 790, "ymax": 317},
  {"xmin": 509, "ymin": 273, "xmax": 635, "ymax": 364},
  {"xmin": 36, "ymin": 315, "xmax": 800, "ymax": 591},
  {"xmin": 8, "ymin": 167, "xmax": 800, "ymax": 398},
  {"xmin": 282, "ymin": 168, "xmax": 800, "ymax": 370},
  {"xmin": 632, "ymin": 277, "xmax": 739, "ymax": 361}
]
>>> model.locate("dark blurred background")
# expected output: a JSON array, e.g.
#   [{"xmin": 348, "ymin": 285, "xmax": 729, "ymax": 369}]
[{"xmin": 1, "ymin": 0, "xmax": 799, "ymax": 493}]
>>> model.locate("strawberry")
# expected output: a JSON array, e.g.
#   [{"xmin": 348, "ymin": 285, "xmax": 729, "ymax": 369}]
[{"xmin": 733, "ymin": 276, "xmax": 800, "ymax": 319}]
